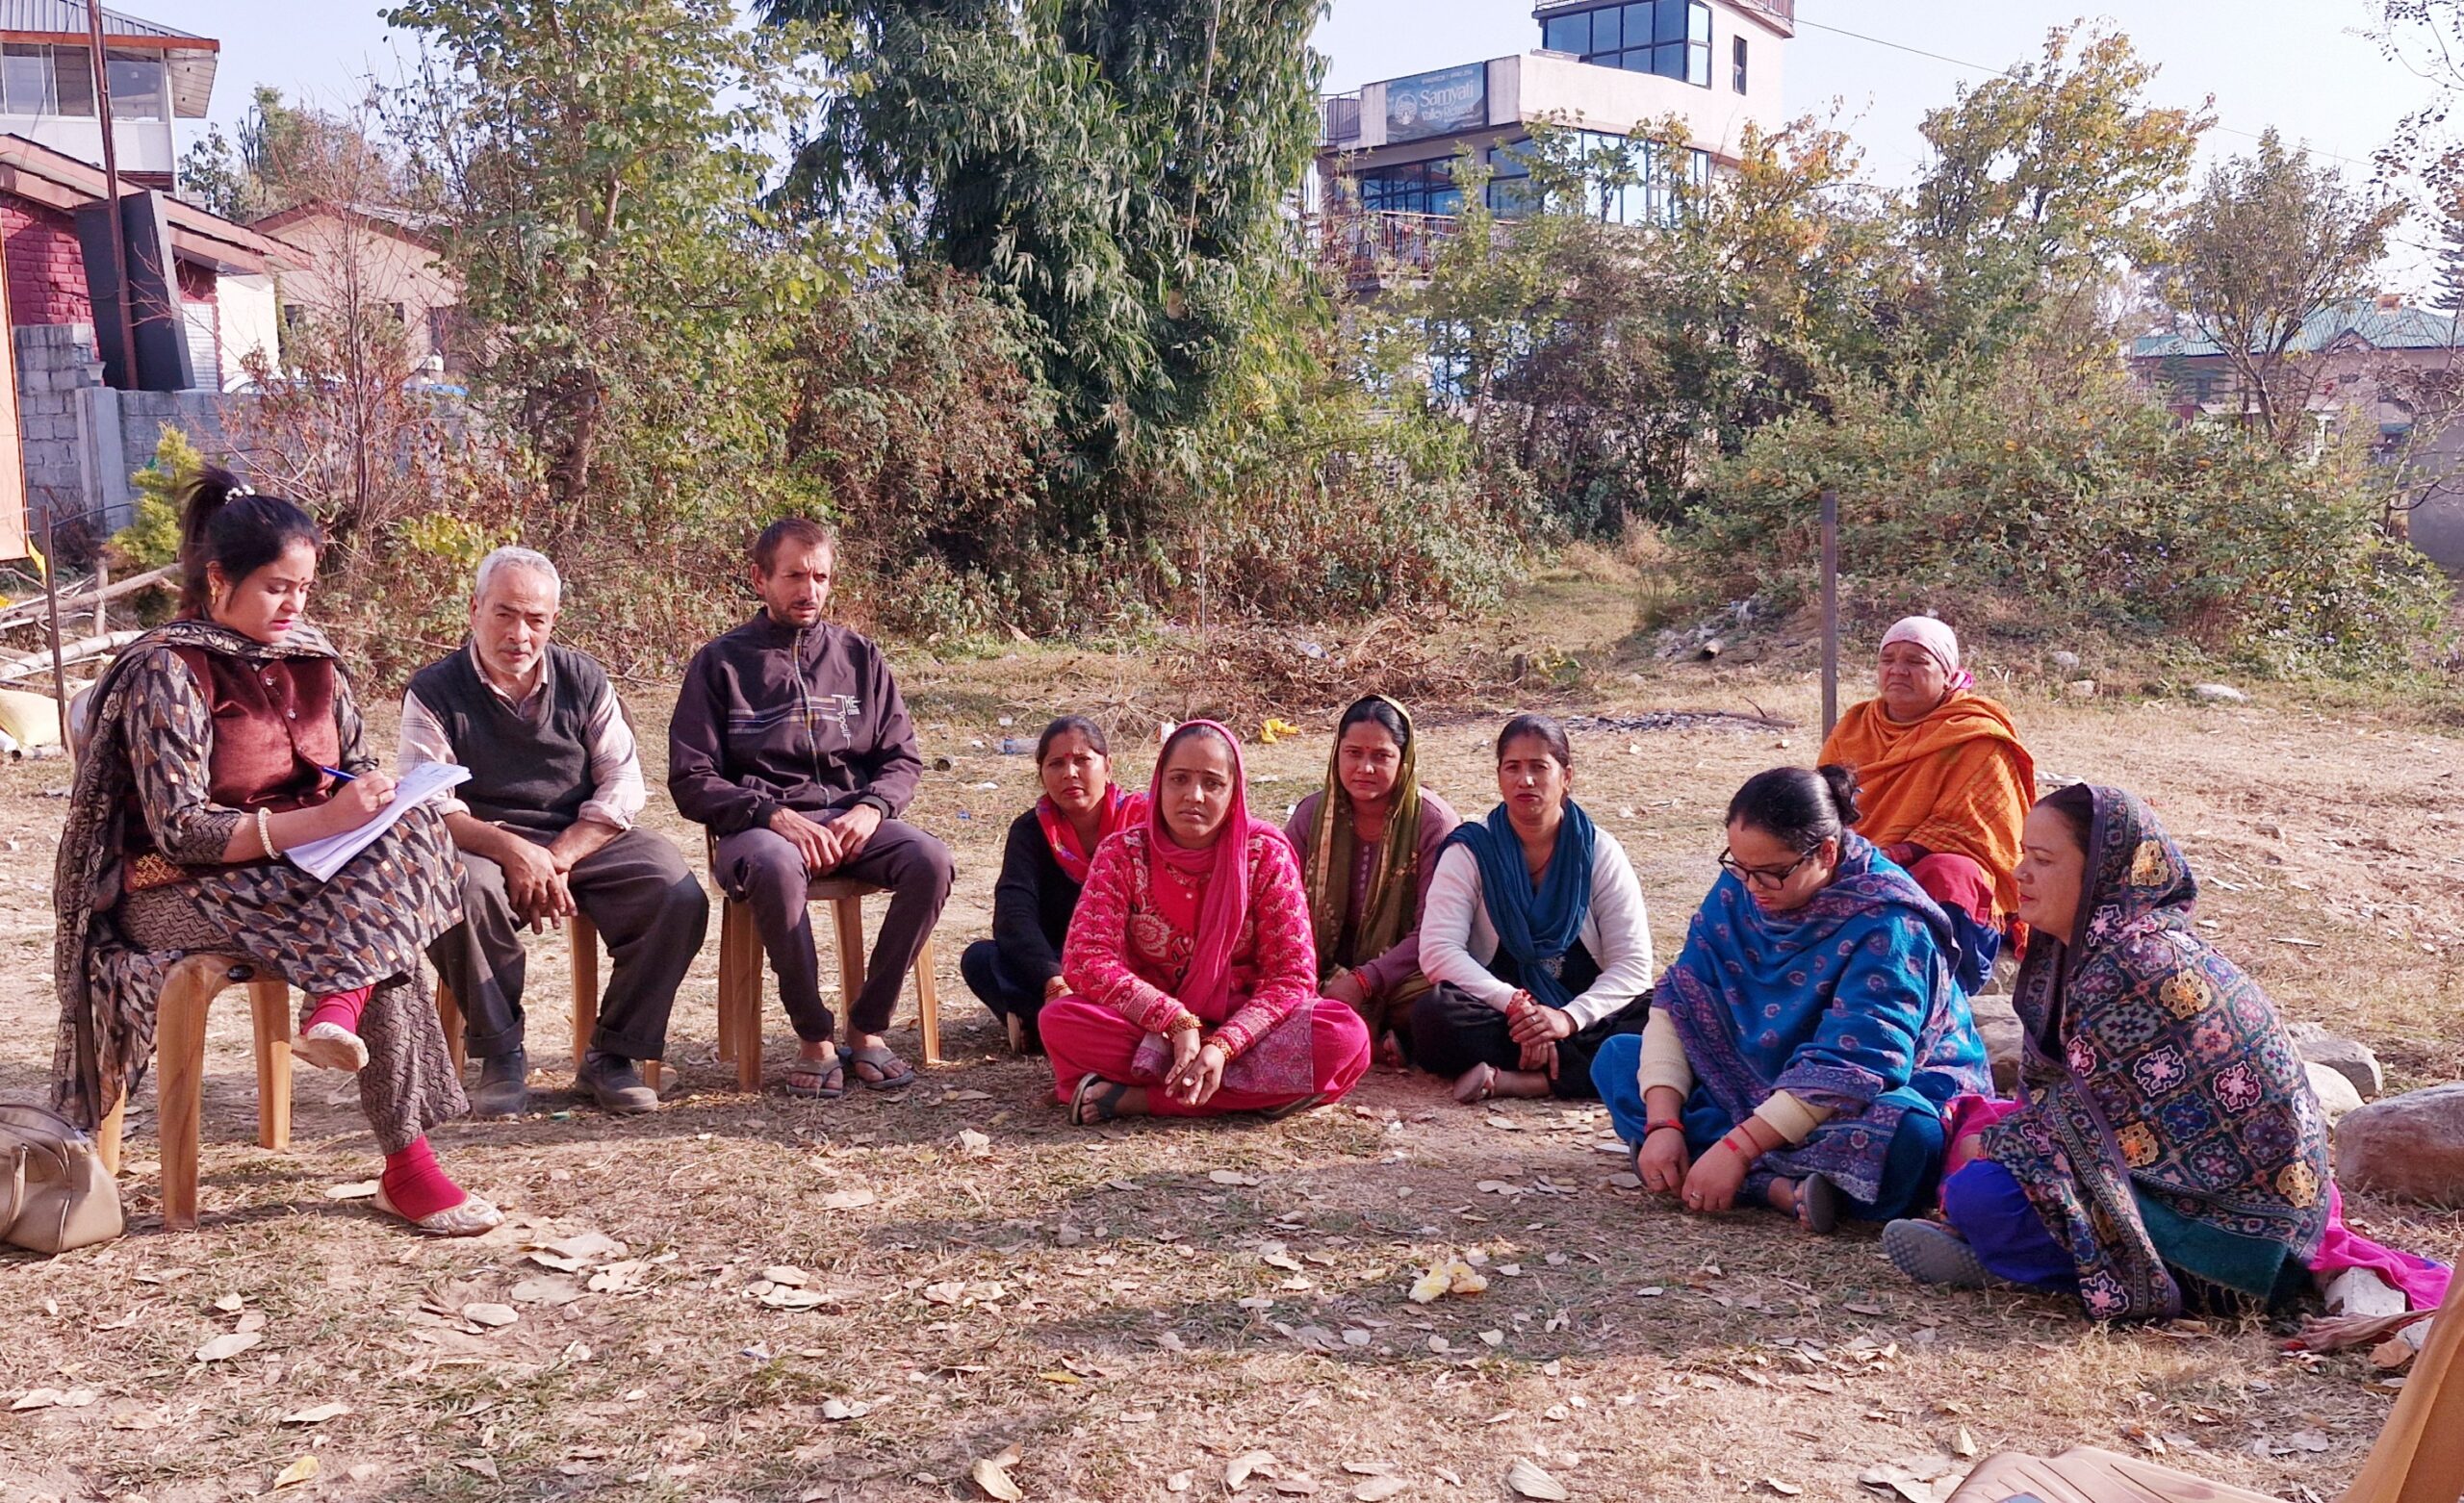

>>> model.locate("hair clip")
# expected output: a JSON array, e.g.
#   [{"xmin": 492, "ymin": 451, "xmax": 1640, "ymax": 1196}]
[{"xmin": 226, "ymin": 481, "xmax": 257, "ymax": 498}]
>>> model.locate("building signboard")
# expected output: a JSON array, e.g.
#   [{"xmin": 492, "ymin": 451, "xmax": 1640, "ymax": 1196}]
[{"xmin": 1384, "ymin": 63, "xmax": 1486, "ymax": 143}]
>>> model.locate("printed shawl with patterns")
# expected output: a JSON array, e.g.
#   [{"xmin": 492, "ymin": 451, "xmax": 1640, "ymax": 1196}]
[
  {"xmin": 1982, "ymin": 786, "xmax": 2331, "ymax": 1322},
  {"xmin": 1817, "ymin": 692, "xmax": 2036, "ymax": 918},
  {"xmin": 1301, "ymin": 696, "xmax": 1425, "ymax": 981},
  {"xmin": 52, "ymin": 619, "xmax": 462, "ymax": 1133},
  {"xmin": 1657, "ymin": 834, "xmax": 1989, "ymax": 1203}
]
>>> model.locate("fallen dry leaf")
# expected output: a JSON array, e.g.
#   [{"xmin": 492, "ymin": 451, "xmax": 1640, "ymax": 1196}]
[
  {"xmin": 819, "ymin": 1188, "xmax": 878, "ymax": 1211},
  {"xmin": 2372, "ymin": 1337, "xmax": 2418, "ymax": 1371},
  {"xmin": 461, "ymin": 1303, "xmax": 519, "ymax": 1329},
  {"xmin": 511, "ymin": 1277, "xmax": 582, "ymax": 1306},
  {"xmin": 762, "ymin": 1265, "xmax": 809, "ymax": 1286},
  {"xmin": 323, "ymin": 1181, "xmax": 377, "ymax": 1200},
  {"xmin": 969, "ymin": 1454, "xmax": 1024, "ymax": 1501},
  {"xmin": 1766, "ymin": 1482, "xmax": 1804, "ymax": 1497},
  {"xmin": 193, "ymin": 1331, "xmax": 262, "ymax": 1363},
  {"xmin": 1168, "ymin": 1471, "xmax": 1194, "ymax": 1493},
  {"xmin": 1952, "ymin": 1428, "xmax": 1978, "ymax": 1459},
  {"xmin": 958, "ymin": 1128, "xmax": 993, "ymax": 1158},
  {"xmin": 1227, "ymin": 1449, "xmax": 1282, "ymax": 1489},
  {"xmin": 271, "ymin": 1456, "xmax": 319, "ymax": 1490},
  {"xmin": 1506, "ymin": 1457, "xmax": 1569, "ymax": 1501},
  {"xmin": 280, "ymin": 1402, "xmax": 350, "ymax": 1425},
  {"xmin": 1354, "ymin": 1477, "xmax": 1410, "ymax": 1501},
  {"xmin": 211, "ymin": 1291, "xmax": 244, "ymax": 1313},
  {"xmin": 1210, "ymin": 1169, "xmax": 1263, "ymax": 1186}
]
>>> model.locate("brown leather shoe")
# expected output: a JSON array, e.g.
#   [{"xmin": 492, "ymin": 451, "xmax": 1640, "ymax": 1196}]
[{"xmin": 577, "ymin": 1053, "xmax": 658, "ymax": 1115}]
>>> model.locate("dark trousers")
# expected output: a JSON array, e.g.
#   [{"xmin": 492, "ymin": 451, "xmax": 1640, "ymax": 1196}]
[
  {"xmin": 1408, "ymin": 983, "xmax": 1651, "ymax": 1101},
  {"xmin": 961, "ymin": 940, "xmax": 1049, "ymax": 1044},
  {"xmin": 427, "ymin": 826, "xmax": 707, "ymax": 1062},
  {"xmin": 712, "ymin": 818, "xmax": 953, "ymax": 1041}
]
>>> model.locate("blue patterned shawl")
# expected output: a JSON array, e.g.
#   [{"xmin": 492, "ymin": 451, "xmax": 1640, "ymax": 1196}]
[
  {"xmin": 1445, "ymin": 799, "xmax": 1600, "ymax": 1010},
  {"xmin": 1657, "ymin": 833, "xmax": 1989, "ymax": 1202},
  {"xmin": 1983, "ymin": 787, "xmax": 2330, "ymax": 1322}
]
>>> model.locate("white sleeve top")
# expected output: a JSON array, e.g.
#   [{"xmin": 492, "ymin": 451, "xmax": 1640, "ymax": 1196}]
[{"xmin": 1418, "ymin": 826, "xmax": 1655, "ymax": 1032}]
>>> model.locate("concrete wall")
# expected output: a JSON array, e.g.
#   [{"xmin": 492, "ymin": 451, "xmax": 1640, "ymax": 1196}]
[{"xmin": 13, "ymin": 321, "xmax": 244, "ymax": 539}]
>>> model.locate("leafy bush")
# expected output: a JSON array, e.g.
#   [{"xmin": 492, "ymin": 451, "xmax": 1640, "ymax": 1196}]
[{"xmin": 1681, "ymin": 354, "xmax": 2448, "ymax": 673}]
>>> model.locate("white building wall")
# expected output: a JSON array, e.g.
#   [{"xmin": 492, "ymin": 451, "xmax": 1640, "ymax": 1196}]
[
  {"xmin": 214, "ymin": 270, "xmax": 275, "ymax": 391},
  {"xmin": 0, "ymin": 115, "xmax": 175, "ymax": 178}
]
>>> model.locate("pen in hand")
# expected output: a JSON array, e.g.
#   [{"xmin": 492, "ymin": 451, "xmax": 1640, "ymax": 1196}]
[{"xmin": 318, "ymin": 766, "xmax": 358, "ymax": 782}]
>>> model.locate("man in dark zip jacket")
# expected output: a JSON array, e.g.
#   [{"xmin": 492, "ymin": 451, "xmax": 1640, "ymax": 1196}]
[{"xmin": 668, "ymin": 518, "xmax": 953, "ymax": 1096}]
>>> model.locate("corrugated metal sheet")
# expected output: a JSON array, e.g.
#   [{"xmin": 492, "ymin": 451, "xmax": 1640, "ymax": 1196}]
[
  {"xmin": 2132, "ymin": 300, "xmax": 2464, "ymax": 359},
  {"xmin": 0, "ymin": 2, "xmax": 203, "ymax": 42}
]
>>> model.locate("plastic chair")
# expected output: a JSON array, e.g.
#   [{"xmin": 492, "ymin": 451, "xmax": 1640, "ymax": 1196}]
[
  {"xmin": 713, "ymin": 868, "xmax": 942, "ymax": 1093},
  {"xmin": 434, "ymin": 914, "xmax": 661, "ymax": 1090},
  {"xmin": 93, "ymin": 955, "xmax": 293, "ymax": 1233},
  {"xmin": 1948, "ymin": 1289, "xmax": 2463, "ymax": 1503}
]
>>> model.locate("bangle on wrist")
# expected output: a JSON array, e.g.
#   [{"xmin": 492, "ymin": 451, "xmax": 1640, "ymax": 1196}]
[
  {"xmin": 1644, "ymin": 1119, "xmax": 1682, "ymax": 1137},
  {"xmin": 1166, "ymin": 1013, "xmax": 1203, "ymax": 1035},
  {"xmin": 256, "ymin": 806, "xmax": 278, "ymax": 859}
]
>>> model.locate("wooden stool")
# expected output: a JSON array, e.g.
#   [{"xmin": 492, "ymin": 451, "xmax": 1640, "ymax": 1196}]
[
  {"xmin": 715, "ymin": 876, "xmax": 942, "ymax": 1093},
  {"xmin": 434, "ymin": 915, "xmax": 661, "ymax": 1090},
  {"xmin": 1950, "ymin": 1289, "xmax": 2462, "ymax": 1502},
  {"xmin": 94, "ymin": 955, "xmax": 293, "ymax": 1233}
]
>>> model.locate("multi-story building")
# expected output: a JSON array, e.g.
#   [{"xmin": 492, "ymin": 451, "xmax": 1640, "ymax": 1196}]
[
  {"xmin": 1315, "ymin": 0, "xmax": 1794, "ymax": 285},
  {"xmin": 0, "ymin": 0, "xmax": 215, "ymax": 192}
]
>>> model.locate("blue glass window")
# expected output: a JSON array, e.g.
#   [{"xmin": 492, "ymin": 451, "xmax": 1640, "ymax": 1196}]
[{"xmin": 1543, "ymin": 1, "xmax": 1713, "ymax": 88}]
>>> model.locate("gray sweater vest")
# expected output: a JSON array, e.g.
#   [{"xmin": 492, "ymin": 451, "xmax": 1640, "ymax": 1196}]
[{"xmin": 406, "ymin": 643, "xmax": 609, "ymax": 837}]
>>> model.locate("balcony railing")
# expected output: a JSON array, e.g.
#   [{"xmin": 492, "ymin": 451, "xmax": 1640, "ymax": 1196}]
[
  {"xmin": 1309, "ymin": 208, "xmax": 1465, "ymax": 290},
  {"xmin": 1322, "ymin": 92, "xmax": 1361, "ymax": 148},
  {"xmin": 1738, "ymin": 0, "xmax": 1793, "ymax": 32}
]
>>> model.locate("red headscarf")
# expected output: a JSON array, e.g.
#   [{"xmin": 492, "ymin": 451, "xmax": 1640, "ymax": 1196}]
[
  {"xmin": 1145, "ymin": 721, "xmax": 1254, "ymax": 1017},
  {"xmin": 1036, "ymin": 782, "xmax": 1142, "ymax": 885}
]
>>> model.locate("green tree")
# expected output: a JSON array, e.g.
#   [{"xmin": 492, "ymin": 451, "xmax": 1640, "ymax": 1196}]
[
  {"xmin": 382, "ymin": 0, "xmax": 857, "ymax": 524},
  {"xmin": 1907, "ymin": 25, "xmax": 2210, "ymax": 358},
  {"xmin": 758, "ymin": 0, "xmax": 1322, "ymax": 522},
  {"xmin": 2151, "ymin": 130, "xmax": 2404, "ymax": 452},
  {"xmin": 178, "ymin": 87, "xmax": 401, "ymax": 222}
]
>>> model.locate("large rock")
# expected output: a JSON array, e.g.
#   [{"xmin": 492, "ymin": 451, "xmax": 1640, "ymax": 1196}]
[
  {"xmin": 2305, "ymin": 1061, "xmax": 2364, "ymax": 1124},
  {"xmin": 2335, "ymin": 1084, "xmax": 2464, "ymax": 1207},
  {"xmin": 1968, "ymin": 993, "xmax": 2023, "ymax": 1093},
  {"xmin": 2297, "ymin": 1034, "xmax": 2384, "ymax": 1100}
]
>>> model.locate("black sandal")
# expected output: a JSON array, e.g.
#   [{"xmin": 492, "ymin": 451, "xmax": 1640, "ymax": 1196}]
[
  {"xmin": 785, "ymin": 1049, "xmax": 846, "ymax": 1101},
  {"xmin": 1793, "ymin": 1173, "xmax": 1841, "ymax": 1236},
  {"xmin": 1068, "ymin": 1072, "xmax": 1131, "ymax": 1126}
]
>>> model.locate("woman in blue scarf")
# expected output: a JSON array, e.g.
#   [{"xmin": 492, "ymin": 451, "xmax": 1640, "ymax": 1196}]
[
  {"xmin": 1595, "ymin": 766, "xmax": 1989, "ymax": 1234},
  {"xmin": 1414, "ymin": 715, "xmax": 1656, "ymax": 1103}
]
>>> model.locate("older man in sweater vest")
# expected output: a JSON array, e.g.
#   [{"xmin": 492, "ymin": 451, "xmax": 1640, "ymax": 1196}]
[
  {"xmin": 402, "ymin": 548, "xmax": 707, "ymax": 1117},
  {"xmin": 668, "ymin": 518, "xmax": 953, "ymax": 1100}
]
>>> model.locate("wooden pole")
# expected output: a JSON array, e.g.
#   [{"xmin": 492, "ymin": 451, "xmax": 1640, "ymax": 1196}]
[
  {"xmin": 85, "ymin": 1, "xmax": 136, "ymax": 394},
  {"xmin": 43, "ymin": 508, "xmax": 68, "ymax": 761},
  {"xmin": 1820, "ymin": 488, "xmax": 1839, "ymax": 741}
]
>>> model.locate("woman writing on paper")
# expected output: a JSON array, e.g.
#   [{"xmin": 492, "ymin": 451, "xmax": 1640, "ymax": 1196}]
[{"xmin": 52, "ymin": 469, "xmax": 499, "ymax": 1236}]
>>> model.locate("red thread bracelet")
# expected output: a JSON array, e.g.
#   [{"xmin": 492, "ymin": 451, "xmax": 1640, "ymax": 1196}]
[{"xmin": 1645, "ymin": 1119, "xmax": 1683, "ymax": 1136}]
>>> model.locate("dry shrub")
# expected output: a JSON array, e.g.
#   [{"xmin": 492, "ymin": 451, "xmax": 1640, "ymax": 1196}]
[{"xmin": 1157, "ymin": 610, "xmax": 1515, "ymax": 724}]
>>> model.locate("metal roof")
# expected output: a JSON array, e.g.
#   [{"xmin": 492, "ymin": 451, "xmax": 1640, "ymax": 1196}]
[
  {"xmin": 2131, "ymin": 300, "xmax": 2464, "ymax": 360},
  {"xmin": 0, "ymin": 2, "xmax": 217, "ymax": 118}
]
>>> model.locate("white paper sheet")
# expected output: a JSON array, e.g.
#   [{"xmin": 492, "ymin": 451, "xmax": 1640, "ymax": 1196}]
[{"xmin": 284, "ymin": 762, "xmax": 472, "ymax": 882}]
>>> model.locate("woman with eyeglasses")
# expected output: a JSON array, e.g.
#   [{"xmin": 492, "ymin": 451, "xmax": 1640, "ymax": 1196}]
[
  {"xmin": 1413, "ymin": 714, "xmax": 1655, "ymax": 1104},
  {"xmin": 1592, "ymin": 765, "xmax": 1989, "ymax": 1235}
]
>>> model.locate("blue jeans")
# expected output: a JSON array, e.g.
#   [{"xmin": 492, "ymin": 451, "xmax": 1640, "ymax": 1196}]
[{"xmin": 1591, "ymin": 1032, "xmax": 1946, "ymax": 1223}]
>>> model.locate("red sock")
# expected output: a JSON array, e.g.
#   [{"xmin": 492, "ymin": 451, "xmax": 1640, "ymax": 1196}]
[
  {"xmin": 380, "ymin": 1137, "xmax": 466, "ymax": 1221},
  {"xmin": 305, "ymin": 985, "xmax": 372, "ymax": 1035}
]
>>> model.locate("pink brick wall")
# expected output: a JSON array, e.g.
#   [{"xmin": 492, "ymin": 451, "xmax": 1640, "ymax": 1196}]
[{"xmin": 1, "ymin": 198, "xmax": 91, "ymax": 326}]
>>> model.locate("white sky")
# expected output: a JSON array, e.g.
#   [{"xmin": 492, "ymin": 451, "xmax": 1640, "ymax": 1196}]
[{"xmin": 178, "ymin": 0, "xmax": 2449, "ymax": 293}]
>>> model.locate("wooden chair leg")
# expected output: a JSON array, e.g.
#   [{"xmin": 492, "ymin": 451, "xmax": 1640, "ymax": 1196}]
[
  {"xmin": 913, "ymin": 933, "xmax": 942, "ymax": 1066},
  {"xmin": 721, "ymin": 899, "xmax": 762, "ymax": 1094},
  {"xmin": 245, "ymin": 976, "xmax": 292, "ymax": 1153},
  {"xmin": 436, "ymin": 981, "xmax": 467, "ymax": 1078},
  {"xmin": 96, "ymin": 1099, "xmax": 124, "ymax": 1176},
  {"xmin": 570, "ymin": 914, "xmax": 601, "ymax": 1068},
  {"xmin": 155, "ymin": 961, "xmax": 218, "ymax": 1233},
  {"xmin": 831, "ymin": 896, "xmax": 867, "ymax": 1026}
]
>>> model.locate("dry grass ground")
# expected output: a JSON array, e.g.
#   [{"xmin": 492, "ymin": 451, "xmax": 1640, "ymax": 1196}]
[{"xmin": 1, "ymin": 574, "xmax": 2459, "ymax": 1502}]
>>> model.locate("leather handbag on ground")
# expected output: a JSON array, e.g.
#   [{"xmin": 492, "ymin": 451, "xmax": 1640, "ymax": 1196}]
[{"xmin": 0, "ymin": 1102, "xmax": 122, "ymax": 1252}]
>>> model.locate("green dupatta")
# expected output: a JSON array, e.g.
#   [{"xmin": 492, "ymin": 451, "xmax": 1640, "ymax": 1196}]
[{"xmin": 1301, "ymin": 696, "xmax": 1427, "ymax": 1010}]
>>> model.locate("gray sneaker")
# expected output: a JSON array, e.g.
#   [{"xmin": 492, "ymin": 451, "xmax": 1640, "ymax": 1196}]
[
  {"xmin": 1883, "ymin": 1219, "xmax": 1991, "ymax": 1288},
  {"xmin": 578, "ymin": 1054, "xmax": 658, "ymax": 1115},
  {"xmin": 470, "ymin": 1048, "xmax": 530, "ymax": 1119}
]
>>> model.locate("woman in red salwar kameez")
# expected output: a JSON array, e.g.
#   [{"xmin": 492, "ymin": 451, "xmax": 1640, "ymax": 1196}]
[{"xmin": 1043, "ymin": 721, "xmax": 1370, "ymax": 1123}]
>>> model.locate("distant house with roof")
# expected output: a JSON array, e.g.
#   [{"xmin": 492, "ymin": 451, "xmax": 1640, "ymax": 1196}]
[
  {"xmin": 250, "ymin": 199, "xmax": 460, "ymax": 379},
  {"xmin": 0, "ymin": 0, "xmax": 213, "ymax": 192},
  {"xmin": 2126, "ymin": 295, "xmax": 2464, "ymax": 571}
]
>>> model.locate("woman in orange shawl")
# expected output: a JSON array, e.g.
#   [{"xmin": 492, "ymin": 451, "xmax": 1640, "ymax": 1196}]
[{"xmin": 1816, "ymin": 617, "xmax": 2035, "ymax": 992}]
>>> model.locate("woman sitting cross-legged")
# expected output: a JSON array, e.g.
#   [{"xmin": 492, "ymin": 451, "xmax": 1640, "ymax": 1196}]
[
  {"xmin": 1285, "ymin": 695, "xmax": 1460, "ymax": 1068},
  {"xmin": 52, "ymin": 469, "xmax": 499, "ymax": 1236},
  {"xmin": 1413, "ymin": 714, "xmax": 1655, "ymax": 1104},
  {"xmin": 1042, "ymin": 720, "xmax": 1370, "ymax": 1123},
  {"xmin": 1886, "ymin": 784, "xmax": 2451, "ymax": 1319},
  {"xmin": 962, "ymin": 715, "xmax": 1144, "ymax": 1056},
  {"xmin": 1595, "ymin": 766, "xmax": 1990, "ymax": 1235}
]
